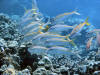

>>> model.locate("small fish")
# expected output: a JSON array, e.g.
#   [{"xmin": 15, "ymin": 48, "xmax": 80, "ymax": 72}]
[
  {"xmin": 29, "ymin": 46, "xmax": 48, "ymax": 55},
  {"xmin": 22, "ymin": 22, "xmax": 39, "ymax": 30},
  {"xmin": 24, "ymin": 0, "xmax": 39, "ymax": 15},
  {"xmin": 24, "ymin": 26, "xmax": 44, "ymax": 37},
  {"xmin": 30, "ymin": 46, "xmax": 48, "ymax": 50},
  {"xmin": 20, "ymin": 0, "xmax": 40, "ymax": 26},
  {"xmin": 54, "ymin": 10, "xmax": 80, "ymax": 21},
  {"xmin": 69, "ymin": 17, "xmax": 90, "ymax": 37},
  {"xmin": 44, "ymin": 38, "xmax": 69, "ymax": 47},
  {"xmin": 48, "ymin": 24, "xmax": 73, "ymax": 33},
  {"xmin": 86, "ymin": 37, "xmax": 94, "ymax": 50},
  {"xmin": 48, "ymin": 46, "xmax": 72, "ymax": 52},
  {"xmin": 32, "ymin": 32, "xmax": 65, "ymax": 43}
]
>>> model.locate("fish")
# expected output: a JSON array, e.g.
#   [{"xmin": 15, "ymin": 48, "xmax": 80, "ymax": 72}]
[
  {"xmin": 22, "ymin": 22, "xmax": 41, "ymax": 30},
  {"xmin": 28, "ymin": 46, "xmax": 48, "ymax": 55},
  {"xmin": 31, "ymin": 32, "xmax": 66, "ymax": 46},
  {"xmin": 30, "ymin": 46, "xmax": 48, "ymax": 50},
  {"xmin": 48, "ymin": 46, "xmax": 72, "ymax": 52},
  {"xmin": 44, "ymin": 38, "xmax": 69, "ymax": 47},
  {"xmin": 69, "ymin": 17, "xmax": 90, "ymax": 37},
  {"xmin": 24, "ymin": 26, "xmax": 44, "ymax": 37},
  {"xmin": 33, "ymin": 32, "xmax": 65, "ymax": 40},
  {"xmin": 86, "ymin": 37, "xmax": 94, "ymax": 50},
  {"xmin": 54, "ymin": 10, "xmax": 80, "ymax": 21},
  {"xmin": 48, "ymin": 24, "xmax": 73, "ymax": 34},
  {"xmin": 20, "ymin": 0, "xmax": 41, "ymax": 26}
]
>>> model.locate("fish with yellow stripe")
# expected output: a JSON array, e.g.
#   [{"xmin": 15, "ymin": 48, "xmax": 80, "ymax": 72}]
[
  {"xmin": 68, "ymin": 17, "xmax": 90, "ymax": 37},
  {"xmin": 54, "ymin": 10, "xmax": 80, "ymax": 21}
]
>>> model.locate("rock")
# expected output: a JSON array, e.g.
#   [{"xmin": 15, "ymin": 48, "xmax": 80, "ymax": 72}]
[
  {"xmin": 79, "ymin": 65, "xmax": 87, "ymax": 73},
  {"xmin": 95, "ymin": 54, "xmax": 100, "ymax": 61},
  {"xmin": 3, "ymin": 64, "xmax": 16, "ymax": 75},
  {"xmin": 93, "ymin": 71, "xmax": 100, "ymax": 75},
  {"xmin": 22, "ymin": 69, "xmax": 31, "ymax": 75},
  {"xmin": 7, "ymin": 41, "xmax": 18, "ymax": 47},
  {"xmin": 73, "ymin": 74, "xmax": 79, "ymax": 75},
  {"xmin": 38, "ymin": 61, "xmax": 45, "ymax": 66},
  {"xmin": 0, "ymin": 38, "xmax": 7, "ymax": 47},
  {"xmin": 17, "ymin": 71, "xmax": 23, "ymax": 75},
  {"xmin": 38, "ymin": 55, "xmax": 53, "ymax": 70},
  {"xmin": 0, "ymin": 65, "xmax": 7, "ymax": 71},
  {"xmin": 60, "ymin": 65, "xmax": 69, "ymax": 73},
  {"xmin": 33, "ymin": 67, "xmax": 47, "ymax": 75},
  {"xmin": 47, "ymin": 71, "xmax": 58, "ymax": 75}
]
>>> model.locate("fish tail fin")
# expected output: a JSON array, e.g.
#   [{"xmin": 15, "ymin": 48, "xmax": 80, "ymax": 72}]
[
  {"xmin": 85, "ymin": 17, "xmax": 90, "ymax": 26},
  {"xmin": 70, "ymin": 39, "xmax": 76, "ymax": 47},
  {"xmin": 65, "ymin": 34, "xmax": 70, "ymax": 39},
  {"xmin": 65, "ymin": 34, "xmax": 76, "ymax": 46}
]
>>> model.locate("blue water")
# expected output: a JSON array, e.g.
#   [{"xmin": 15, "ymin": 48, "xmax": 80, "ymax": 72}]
[
  {"xmin": 0, "ymin": 0, "xmax": 100, "ymax": 28},
  {"xmin": 37, "ymin": 0, "xmax": 100, "ymax": 28}
]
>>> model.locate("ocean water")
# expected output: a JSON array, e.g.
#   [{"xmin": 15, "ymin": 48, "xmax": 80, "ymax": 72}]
[
  {"xmin": 0, "ymin": 0, "xmax": 100, "ymax": 75},
  {"xmin": 0, "ymin": 0, "xmax": 100, "ymax": 28}
]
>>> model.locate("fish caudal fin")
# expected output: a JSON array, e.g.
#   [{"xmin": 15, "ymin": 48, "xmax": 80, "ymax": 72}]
[
  {"xmin": 65, "ymin": 34, "xmax": 76, "ymax": 47},
  {"xmin": 85, "ymin": 17, "xmax": 90, "ymax": 26}
]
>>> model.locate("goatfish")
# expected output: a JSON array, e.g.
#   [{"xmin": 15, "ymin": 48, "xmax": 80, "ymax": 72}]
[
  {"xmin": 86, "ymin": 37, "xmax": 94, "ymax": 50},
  {"xmin": 48, "ymin": 24, "xmax": 73, "ymax": 31},
  {"xmin": 48, "ymin": 46, "xmax": 72, "ymax": 52},
  {"xmin": 29, "ymin": 46, "xmax": 48, "ymax": 55},
  {"xmin": 68, "ymin": 17, "xmax": 90, "ymax": 37},
  {"xmin": 45, "ymin": 38, "xmax": 71, "ymax": 47},
  {"xmin": 54, "ymin": 10, "xmax": 80, "ymax": 21},
  {"xmin": 32, "ymin": 32, "xmax": 65, "ymax": 42}
]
